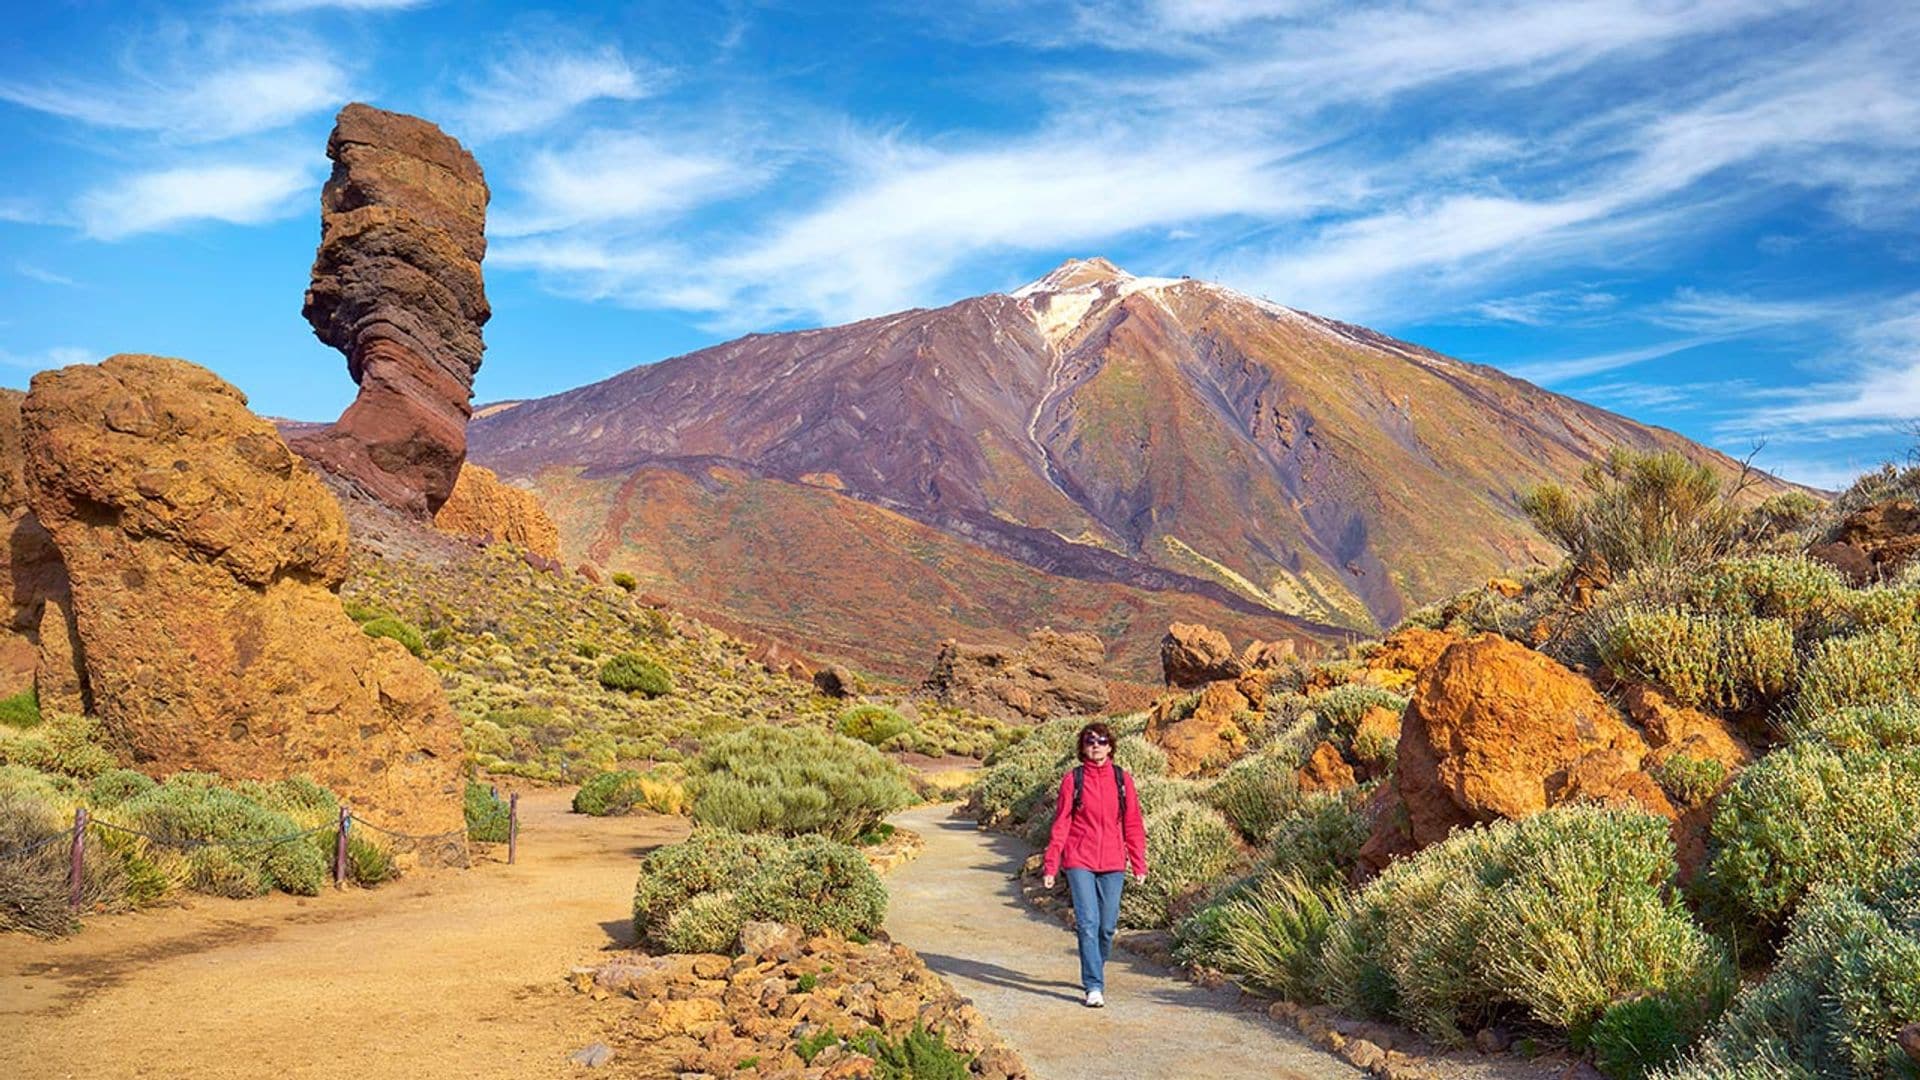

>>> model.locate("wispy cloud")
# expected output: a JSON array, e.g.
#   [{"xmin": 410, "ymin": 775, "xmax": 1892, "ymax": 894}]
[
  {"xmin": 1647, "ymin": 288, "xmax": 1846, "ymax": 334},
  {"xmin": 454, "ymin": 42, "xmax": 660, "ymax": 140},
  {"xmin": 0, "ymin": 345, "xmax": 97, "ymax": 372},
  {"xmin": 1466, "ymin": 288, "xmax": 1619, "ymax": 326},
  {"xmin": 493, "ymin": 131, "xmax": 756, "ymax": 237},
  {"xmin": 75, "ymin": 161, "xmax": 314, "ymax": 240},
  {"xmin": 240, "ymin": 0, "xmax": 428, "ymax": 12},
  {"xmin": 14, "ymin": 263, "xmax": 79, "ymax": 288},
  {"xmin": 1509, "ymin": 337, "xmax": 1724, "ymax": 385}
]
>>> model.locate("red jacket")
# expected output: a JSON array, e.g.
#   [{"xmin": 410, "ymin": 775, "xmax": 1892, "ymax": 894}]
[{"xmin": 1041, "ymin": 759, "xmax": 1148, "ymax": 878}]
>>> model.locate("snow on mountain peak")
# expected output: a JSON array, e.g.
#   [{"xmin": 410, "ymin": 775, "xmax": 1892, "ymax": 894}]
[{"xmin": 1011, "ymin": 257, "xmax": 1184, "ymax": 345}]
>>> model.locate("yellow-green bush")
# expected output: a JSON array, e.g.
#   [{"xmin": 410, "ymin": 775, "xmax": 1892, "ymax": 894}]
[
  {"xmin": 118, "ymin": 775, "xmax": 327, "ymax": 897},
  {"xmin": 1319, "ymin": 807, "xmax": 1723, "ymax": 1046},
  {"xmin": 0, "ymin": 713, "xmax": 117, "ymax": 778},
  {"xmin": 597, "ymin": 652, "xmax": 673, "ymax": 696},
  {"xmin": 1264, "ymin": 790, "xmax": 1372, "ymax": 888},
  {"xmin": 1592, "ymin": 607, "xmax": 1794, "ymax": 711},
  {"xmin": 1204, "ymin": 750, "xmax": 1301, "ymax": 844},
  {"xmin": 1119, "ymin": 800, "xmax": 1242, "ymax": 930},
  {"xmin": 572, "ymin": 765, "xmax": 690, "ymax": 816},
  {"xmin": 1795, "ymin": 622, "xmax": 1920, "ymax": 718},
  {"xmin": 1788, "ymin": 701, "xmax": 1920, "ymax": 752},
  {"xmin": 0, "ymin": 688, "xmax": 40, "ymax": 729},
  {"xmin": 1682, "ymin": 554, "xmax": 1851, "ymax": 637},
  {"xmin": 1521, "ymin": 448, "xmax": 1745, "ymax": 578},
  {"xmin": 1202, "ymin": 869, "xmax": 1351, "ymax": 1001},
  {"xmin": 631, "ymin": 828, "xmax": 887, "ymax": 952},
  {"xmin": 689, "ymin": 725, "xmax": 913, "ymax": 843},
  {"xmin": 360, "ymin": 615, "xmax": 425, "ymax": 657},
  {"xmin": 836, "ymin": 703, "xmax": 911, "ymax": 747},
  {"xmin": 1650, "ymin": 753, "xmax": 1727, "ymax": 810}
]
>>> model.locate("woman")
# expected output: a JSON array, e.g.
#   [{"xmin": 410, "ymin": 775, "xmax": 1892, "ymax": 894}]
[{"xmin": 1041, "ymin": 720, "xmax": 1148, "ymax": 1008}]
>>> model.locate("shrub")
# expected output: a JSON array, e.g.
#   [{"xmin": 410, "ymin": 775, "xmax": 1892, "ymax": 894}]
[
  {"xmin": 1789, "ymin": 701, "xmax": 1920, "ymax": 752},
  {"xmin": 632, "ymin": 829, "xmax": 887, "ymax": 950},
  {"xmin": 360, "ymin": 615, "xmax": 425, "ymax": 657},
  {"xmin": 598, "ymin": 652, "xmax": 673, "ymax": 696},
  {"xmin": 0, "ymin": 688, "xmax": 39, "ymax": 729},
  {"xmin": 610, "ymin": 571, "xmax": 638, "ymax": 591},
  {"xmin": 1312, "ymin": 684, "xmax": 1407, "ymax": 737},
  {"xmin": 119, "ymin": 776, "xmax": 326, "ymax": 896},
  {"xmin": 837, "ymin": 704, "xmax": 911, "ymax": 747},
  {"xmin": 86, "ymin": 768, "xmax": 157, "ymax": 807},
  {"xmin": 1650, "ymin": 753, "xmax": 1726, "ymax": 810},
  {"xmin": 1208, "ymin": 869, "xmax": 1351, "ymax": 1001},
  {"xmin": 464, "ymin": 782, "xmax": 512, "ymax": 842},
  {"xmin": 1521, "ymin": 448, "xmax": 1746, "ymax": 578},
  {"xmin": 1266, "ymin": 790, "xmax": 1372, "ymax": 887},
  {"xmin": 847, "ymin": 1023, "xmax": 973, "ymax": 1080},
  {"xmin": 1204, "ymin": 751, "xmax": 1301, "ymax": 844},
  {"xmin": 1592, "ymin": 607, "xmax": 1795, "ymax": 711},
  {"xmin": 0, "ymin": 713, "xmax": 117, "ymax": 778},
  {"xmin": 1795, "ymin": 623, "xmax": 1920, "ymax": 718},
  {"xmin": 1320, "ymin": 807, "xmax": 1723, "ymax": 1046},
  {"xmin": 1120, "ymin": 800, "xmax": 1241, "ymax": 929},
  {"xmin": 690, "ymin": 726, "xmax": 913, "ymax": 843},
  {"xmin": 574, "ymin": 770, "xmax": 643, "ymax": 816},
  {"xmin": 1658, "ymin": 860, "xmax": 1920, "ymax": 1079},
  {"xmin": 0, "ymin": 794, "xmax": 80, "ymax": 936},
  {"xmin": 1704, "ymin": 741, "xmax": 1920, "ymax": 931},
  {"xmin": 1592, "ymin": 992, "xmax": 1712, "ymax": 1080},
  {"xmin": 573, "ymin": 641, "xmax": 601, "ymax": 659},
  {"xmin": 1683, "ymin": 554, "xmax": 1851, "ymax": 637}
]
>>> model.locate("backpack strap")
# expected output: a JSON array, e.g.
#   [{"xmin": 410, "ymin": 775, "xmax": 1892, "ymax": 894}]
[
  {"xmin": 1114, "ymin": 766, "xmax": 1128, "ymax": 819},
  {"xmin": 1071, "ymin": 765, "xmax": 1085, "ymax": 814}
]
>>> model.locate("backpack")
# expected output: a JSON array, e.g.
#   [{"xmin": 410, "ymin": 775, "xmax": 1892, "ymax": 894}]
[{"xmin": 1071, "ymin": 764, "xmax": 1129, "ymax": 819}]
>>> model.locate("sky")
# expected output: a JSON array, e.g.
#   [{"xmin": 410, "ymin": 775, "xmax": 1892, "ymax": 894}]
[{"xmin": 2, "ymin": 1, "xmax": 1918, "ymax": 490}]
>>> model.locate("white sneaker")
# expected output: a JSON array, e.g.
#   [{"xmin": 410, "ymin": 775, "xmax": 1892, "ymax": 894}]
[{"xmin": 1085, "ymin": 989, "xmax": 1105, "ymax": 1008}]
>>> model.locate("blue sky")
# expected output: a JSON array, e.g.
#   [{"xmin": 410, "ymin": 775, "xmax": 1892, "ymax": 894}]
[{"xmin": 2, "ymin": 0, "xmax": 1917, "ymax": 489}]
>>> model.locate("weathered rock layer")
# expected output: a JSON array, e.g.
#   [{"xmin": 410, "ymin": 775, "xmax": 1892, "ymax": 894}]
[
  {"xmin": 22, "ymin": 355, "xmax": 467, "ymax": 855},
  {"xmin": 921, "ymin": 628, "xmax": 1108, "ymax": 723},
  {"xmin": 293, "ymin": 102, "xmax": 490, "ymax": 517},
  {"xmin": 432, "ymin": 462, "xmax": 560, "ymax": 560}
]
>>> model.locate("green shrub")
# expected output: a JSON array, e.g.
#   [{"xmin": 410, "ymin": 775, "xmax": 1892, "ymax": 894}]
[
  {"xmin": 573, "ymin": 770, "xmax": 644, "ymax": 816},
  {"xmin": 1683, "ymin": 554, "xmax": 1851, "ymax": 636},
  {"xmin": 1321, "ymin": 807, "xmax": 1723, "ymax": 1046},
  {"xmin": 1705, "ymin": 741, "xmax": 1920, "ymax": 931},
  {"xmin": 610, "ymin": 571, "xmax": 638, "ymax": 592},
  {"xmin": 632, "ymin": 828, "xmax": 887, "ymax": 950},
  {"xmin": 1312, "ymin": 684, "xmax": 1408, "ymax": 737},
  {"xmin": 341, "ymin": 599, "xmax": 387, "ymax": 624},
  {"xmin": 1208, "ymin": 869, "xmax": 1351, "ymax": 1001},
  {"xmin": 0, "ymin": 688, "xmax": 40, "ymax": 729},
  {"xmin": 1592, "ymin": 607, "xmax": 1795, "ymax": 711},
  {"xmin": 1845, "ymin": 584, "xmax": 1920, "ymax": 633},
  {"xmin": 1521, "ymin": 448, "xmax": 1745, "ymax": 578},
  {"xmin": 1265, "ymin": 791, "xmax": 1371, "ymax": 887},
  {"xmin": 119, "ymin": 776, "xmax": 326, "ymax": 896},
  {"xmin": 573, "ymin": 641, "xmax": 601, "ymax": 659},
  {"xmin": 598, "ymin": 652, "xmax": 673, "ymax": 696},
  {"xmin": 1651, "ymin": 754, "xmax": 1727, "ymax": 810},
  {"xmin": 690, "ymin": 725, "xmax": 913, "ymax": 843},
  {"xmin": 848, "ymin": 1023, "xmax": 973, "ymax": 1080},
  {"xmin": 1658, "ymin": 860, "xmax": 1920, "ymax": 1079},
  {"xmin": 0, "ymin": 794, "xmax": 80, "ymax": 936},
  {"xmin": 1592, "ymin": 993, "xmax": 1707, "ymax": 1080},
  {"xmin": 1795, "ymin": 623, "xmax": 1920, "ymax": 718},
  {"xmin": 1789, "ymin": 701, "xmax": 1920, "ymax": 752},
  {"xmin": 360, "ymin": 616, "xmax": 425, "ymax": 657},
  {"xmin": 837, "ymin": 704, "xmax": 911, "ymax": 747},
  {"xmin": 1204, "ymin": 751, "xmax": 1301, "ymax": 844},
  {"xmin": 1120, "ymin": 800, "xmax": 1241, "ymax": 929},
  {"xmin": 464, "ymin": 782, "xmax": 511, "ymax": 842},
  {"xmin": 0, "ymin": 713, "xmax": 117, "ymax": 778},
  {"xmin": 86, "ymin": 768, "xmax": 157, "ymax": 807}
]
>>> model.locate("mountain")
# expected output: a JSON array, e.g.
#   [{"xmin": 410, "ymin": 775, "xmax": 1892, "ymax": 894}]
[{"xmin": 468, "ymin": 258, "xmax": 1789, "ymax": 679}]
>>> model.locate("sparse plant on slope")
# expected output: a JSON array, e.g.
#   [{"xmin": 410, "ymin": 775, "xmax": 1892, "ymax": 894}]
[
  {"xmin": 690, "ymin": 725, "xmax": 913, "ymax": 843},
  {"xmin": 1592, "ymin": 607, "xmax": 1795, "ymax": 712},
  {"xmin": 1204, "ymin": 749, "xmax": 1301, "ymax": 844},
  {"xmin": 837, "ymin": 703, "xmax": 911, "ymax": 747},
  {"xmin": 1522, "ymin": 448, "xmax": 1747, "ymax": 579},
  {"xmin": 464, "ymin": 782, "xmax": 511, "ymax": 842},
  {"xmin": 1207, "ymin": 869, "xmax": 1352, "ymax": 1002},
  {"xmin": 360, "ymin": 615, "xmax": 425, "ymax": 657},
  {"xmin": 1120, "ymin": 800, "xmax": 1242, "ymax": 930},
  {"xmin": 597, "ymin": 652, "xmax": 673, "ymax": 696},
  {"xmin": 118, "ymin": 774, "xmax": 328, "ymax": 897},
  {"xmin": 0, "ymin": 713, "xmax": 116, "ymax": 778},
  {"xmin": 1264, "ymin": 790, "xmax": 1372, "ymax": 888}
]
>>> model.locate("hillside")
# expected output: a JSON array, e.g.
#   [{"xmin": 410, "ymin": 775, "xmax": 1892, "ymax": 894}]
[{"xmin": 469, "ymin": 258, "xmax": 1795, "ymax": 679}]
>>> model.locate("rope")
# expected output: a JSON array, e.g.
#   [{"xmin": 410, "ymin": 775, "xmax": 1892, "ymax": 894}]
[
  {"xmin": 349, "ymin": 816, "xmax": 472, "ymax": 844},
  {"xmin": 0, "ymin": 831, "xmax": 68, "ymax": 860},
  {"xmin": 86, "ymin": 818, "xmax": 330, "ymax": 851}
]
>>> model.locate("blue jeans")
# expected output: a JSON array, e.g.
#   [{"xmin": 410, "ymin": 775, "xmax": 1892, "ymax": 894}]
[{"xmin": 1064, "ymin": 868, "xmax": 1124, "ymax": 992}]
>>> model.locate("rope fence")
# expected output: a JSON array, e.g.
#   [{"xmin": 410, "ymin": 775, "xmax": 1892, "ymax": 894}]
[{"xmin": 1, "ymin": 791, "xmax": 520, "ymax": 910}]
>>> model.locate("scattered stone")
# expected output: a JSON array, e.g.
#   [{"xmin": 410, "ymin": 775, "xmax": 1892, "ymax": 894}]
[
  {"xmin": 814, "ymin": 664, "xmax": 861, "ymax": 698},
  {"xmin": 292, "ymin": 102, "xmax": 491, "ymax": 517},
  {"xmin": 432, "ymin": 463, "xmax": 560, "ymax": 561},
  {"xmin": 1161, "ymin": 622, "xmax": 1244, "ymax": 688},
  {"xmin": 1808, "ymin": 498, "xmax": 1920, "ymax": 584},
  {"xmin": 21, "ymin": 355, "xmax": 468, "ymax": 856},
  {"xmin": 568, "ymin": 1043, "xmax": 613, "ymax": 1068},
  {"xmin": 920, "ymin": 628, "xmax": 1107, "ymax": 723},
  {"xmin": 1240, "ymin": 638, "xmax": 1297, "ymax": 671},
  {"xmin": 1145, "ymin": 680, "xmax": 1250, "ymax": 777},
  {"xmin": 1474, "ymin": 1026, "xmax": 1511, "ymax": 1054},
  {"xmin": 738, "ymin": 921, "xmax": 801, "ymax": 959},
  {"xmin": 1298, "ymin": 740, "xmax": 1357, "ymax": 793},
  {"xmin": 1342, "ymin": 1038, "xmax": 1386, "ymax": 1071}
]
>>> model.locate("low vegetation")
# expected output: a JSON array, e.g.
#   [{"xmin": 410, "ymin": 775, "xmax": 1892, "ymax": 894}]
[
  {"xmin": 630, "ymin": 828, "xmax": 888, "ymax": 953},
  {"xmin": 688, "ymin": 725, "xmax": 915, "ymax": 843}
]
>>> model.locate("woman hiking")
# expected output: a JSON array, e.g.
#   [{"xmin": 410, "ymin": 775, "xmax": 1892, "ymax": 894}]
[{"xmin": 1041, "ymin": 720, "xmax": 1148, "ymax": 1008}]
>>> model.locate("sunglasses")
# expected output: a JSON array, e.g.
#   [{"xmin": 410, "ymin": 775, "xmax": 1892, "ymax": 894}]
[{"xmin": 1081, "ymin": 734, "xmax": 1110, "ymax": 745}]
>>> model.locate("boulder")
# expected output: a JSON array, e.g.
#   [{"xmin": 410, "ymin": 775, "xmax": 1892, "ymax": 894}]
[
  {"xmin": 1392, "ymin": 635, "xmax": 1651, "ymax": 846},
  {"xmin": 291, "ymin": 103, "xmax": 490, "ymax": 517},
  {"xmin": 1366, "ymin": 627, "xmax": 1461, "ymax": 682},
  {"xmin": 1145, "ymin": 681, "xmax": 1250, "ymax": 777},
  {"xmin": 1240, "ymin": 638, "xmax": 1297, "ymax": 671},
  {"xmin": 21, "ymin": 355, "xmax": 467, "ymax": 858},
  {"xmin": 1298, "ymin": 740, "xmax": 1357, "ymax": 793},
  {"xmin": 921, "ymin": 628, "xmax": 1107, "ymax": 723},
  {"xmin": 814, "ymin": 664, "xmax": 861, "ymax": 699},
  {"xmin": 1161, "ymin": 622, "xmax": 1243, "ymax": 688},
  {"xmin": 1899, "ymin": 1022, "xmax": 1920, "ymax": 1065},
  {"xmin": 431, "ymin": 463, "xmax": 559, "ymax": 560},
  {"xmin": 1808, "ymin": 499, "xmax": 1920, "ymax": 584},
  {"xmin": 0, "ymin": 389, "xmax": 85, "ymax": 706},
  {"xmin": 575, "ymin": 561, "xmax": 603, "ymax": 584}
]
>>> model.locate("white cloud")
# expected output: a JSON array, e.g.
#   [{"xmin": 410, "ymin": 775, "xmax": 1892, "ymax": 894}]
[
  {"xmin": 1509, "ymin": 337, "xmax": 1723, "ymax": 385},
  {"xmin": 1721, "ymin": 297, "xmax": 1920, "ymax": 431},
  {"xmin": 14, "ymin": 264, "xmax": 79, "ymax": 288},
  {"xmin": 241, "ymin": 0, "xmax": 427, "ymax": 11},
  {"xmin": 454, "ymin": 43, "xmax": 660, "ymax": 140},
  {"xmin": 1647, "ymin": 288, "xmax": 1844, "ymax": 334},
  {"xmin": 0, "ymin": 48, "xmax": 349, "ymax": 143},
  {"xmin": 75, "ymin": 162, "xmax": 314, "ymax": 241},
  {"xmin": 494, "ymin": 132, "xmax": 752, "ymax": 236},
  {"xmin": 1467, "ymin": 288, "xmax": 1618, "ymax": 326},
  {"xmin": 0, "ymin": 346, "xmax": 97, "ymax": 372}
]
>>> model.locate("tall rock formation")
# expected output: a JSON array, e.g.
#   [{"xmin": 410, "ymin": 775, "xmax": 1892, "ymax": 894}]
[
  {"xmin": 22, "ymin": 355, "xmax": 468, "ymax": 857},
  {"xmin": 291, "ymin": 102, "xmax": 490, "ymax": 517},
  {"xmin": 0, "ymin": 389, "xmax": 86, "ymax": 711}
]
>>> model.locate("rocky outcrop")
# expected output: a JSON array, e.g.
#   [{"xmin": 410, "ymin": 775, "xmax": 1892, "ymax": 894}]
[
  {"xmin": 431, "ymin": 462, "xmax": 559, "ymax": 560},
  {"xmin": 1298, "ymin": 741, "xmax": 1357, "ymax": 794},
  {"xmin": 814, "ymin": 664, "xmax": 861, "ymax": 699},
  {"xmin": 1161, "ymin": 622, "xmax": 1243, "ymax": 688},
  {"xmin": 1240, "ymin": 638, "xmax": 1297, "ymax": 671},
  {"xmin": 0, "ymin": 389, "xmax": 85, "ymax": 708},
  {"xmin": 291, "ymin": 103, "xmax": 490, "ymax": 517},
  {"xmin": 922, "ymin": 628, "xmax": 1108, "ymax": 723},
  {"xmin": 1145, "ymin": 681, "xmax": 1251, "ymax": 777},
  {"xmin": 21, "ymin": 355, "xmax": 467, "ymax": 857},
  {"xmin": 1809, "ymin": 498, "xmax": 1920, "ymax": 584}
]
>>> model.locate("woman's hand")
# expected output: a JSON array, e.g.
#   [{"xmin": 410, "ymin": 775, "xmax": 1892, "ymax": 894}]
[
  {"xmin": 1043, "ymin": 874, "xmax": 1056, "ymax": 889},
  {"xmin": 1131, "ymin": 872, "xmax": 1146, "ymax": 885}
]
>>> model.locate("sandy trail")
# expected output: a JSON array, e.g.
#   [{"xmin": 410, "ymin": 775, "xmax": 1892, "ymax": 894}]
[
  {"xmin": 884, "ymin": 803, "xmax": 1362, "ymax": 1080},
  {"xmin": 0, "ymin": 789, "xmax": 687, "ymax": 1080}
]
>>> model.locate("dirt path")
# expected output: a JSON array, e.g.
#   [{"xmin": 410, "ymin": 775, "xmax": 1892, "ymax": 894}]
[
  {"xmin": 884, "ymin": 803, "xmax": 1363, "ymax": 1080},
  {"xmin": 0, "ymin": 789, "xmax": 687, "ymax": 1080}
]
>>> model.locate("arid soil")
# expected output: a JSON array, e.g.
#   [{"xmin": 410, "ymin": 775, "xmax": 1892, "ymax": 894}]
[{"xmin": 0, "ymin": 790, "xmax": 687, "ymax": 1080}]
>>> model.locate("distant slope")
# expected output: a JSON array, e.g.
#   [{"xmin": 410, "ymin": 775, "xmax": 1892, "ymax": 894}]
[{"xmin": 470, "ymin": 258, "xmax": 1794, "ymax": 679}]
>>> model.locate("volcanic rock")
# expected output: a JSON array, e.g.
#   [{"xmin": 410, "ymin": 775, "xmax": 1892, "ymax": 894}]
[
  {"xmin": 814, "ymin": 664, "xmax": 861, "ymax": 698},
  {"xmin": 922, "ymin": 628, "xmax": 1108, "ymax": 723},
  {"xmin": 1162, "ymin": 622, "xmax": 1244, "ymax": 688},
  {"xmin": 292, "ymin": 103, "xmax": 490, "ymax": 517},
  {"xmin": 1241, "ymin": 638, "xmax": 1297, "ymax": 671},
  {"xmin": 1393, "ymin": 635, "xmax": 1650, "ymax": 846},
  {"xmin": 0, "ymin": 389, "xmax": 85, "ymax": 706},
  {"xmin": 21, "ymin": 355, "xmax": 467, "ymax": 857},
  {"xmin": 1299, "ymin": 740, "xmax": 1357, "ymax": 793},
  {"xmin": 1146, "ymin": 680, "xmax": 1250, "ymax": 777},
  {"xmin": 1808, "ymin": 498, "xmax": 1920, "ymax": 584},
  {"xmin": 431, "ymin": 462, "xmax": 559, "ymax": 560}
]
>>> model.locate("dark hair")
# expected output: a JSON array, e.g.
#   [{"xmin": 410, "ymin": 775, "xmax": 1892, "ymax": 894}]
[{"xmin": 1076, "ymin": 721, "xmax": 1116, "ymax": 763}]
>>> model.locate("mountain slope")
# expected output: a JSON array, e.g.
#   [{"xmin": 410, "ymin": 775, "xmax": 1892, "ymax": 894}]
[{"xmin": 469, "ymin": 258, "xmax": 1790, "ymax": 678}]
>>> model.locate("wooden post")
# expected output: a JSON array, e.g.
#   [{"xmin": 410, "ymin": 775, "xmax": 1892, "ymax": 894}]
[
  {"xmin": 507, "ymin": 792, "xmax": 519, "ymax": 865},
  {"xmin": 68, "ymin": 807, "xmax": 87, "ymax": 910},
  {"xmin": 334, "ymin": 805, "xmax": 351, "ymax": 888}
]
